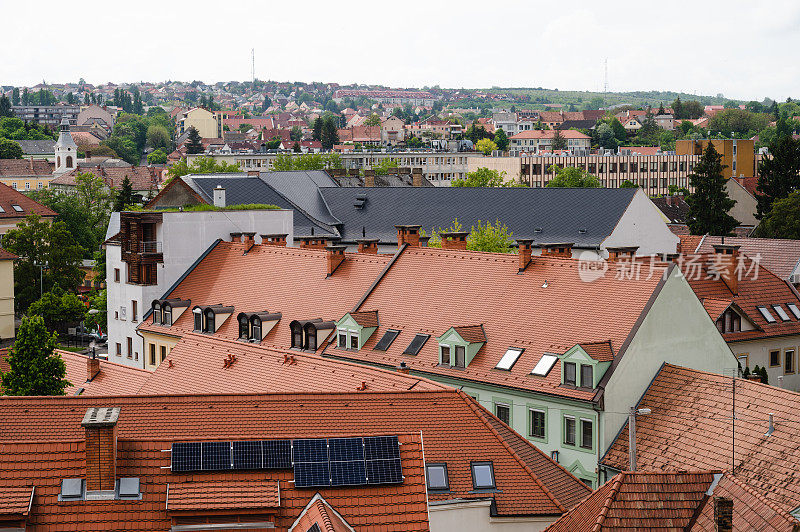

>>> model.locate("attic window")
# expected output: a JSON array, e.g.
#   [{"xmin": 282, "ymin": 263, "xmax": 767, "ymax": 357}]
[
  {"xmin": 758, "ymin": 306, "xmax": 777, "ymax": 323},
  {"xmin": 163, "ymin": 304, "xmax": 172, "ymax": 326},
  {"xmin": 470, "ymin": 461, "xmax": 496, "ymax": 490},
  {"xmin": 495, "ymin": 348, "xmax": 524, "ymax": 370},
  {"xmin": 11, "ymin": 204, "xmax": 23, "ymax": 212},
  {"xmin": 531, "ymin": 354, "xmax": 558, "ymax": 376},
  {"xmin": 152, "ymin": 303, "xmax": 162, "ymax": 325},
  {"xmin": 403, "ymin": 334, "xmax": 429, "ymax": 356},
  {"xmin": 239, "ymin": 315, "xmax": 249, "ymax": 340},
  {"xmin": 203, "ymin": 308, "xmax": 216, "ymax": 333},
  {"xmin": 773, "ymin": 305, "xmax": 791, "ymax": 321},
  {"xmin": 193, "ymin": 308, "xmax": 202, "ymax": 331},
  {"xmin": 788, "ymin": 303, "xmax": 800, "ymax": 319},
  {"xmin": 426, "ymin": 463, "xmax": 449, "ymax": 491},
  {"xmin": 373, "ymin": 329, "xmax": 400, "ymax": 351},
  {"xmin": 0, "ymin": 206, "xmax": 5, "ymax": 213}
]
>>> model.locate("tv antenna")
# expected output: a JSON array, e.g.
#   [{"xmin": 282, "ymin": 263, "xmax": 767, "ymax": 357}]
[
  {"xmin": 603, "ymin": 58, "xmax": 609, "ymax": 93},
  {"xmin": 251, "ymin": 48, "xmax": 255, "ymax": 83}
]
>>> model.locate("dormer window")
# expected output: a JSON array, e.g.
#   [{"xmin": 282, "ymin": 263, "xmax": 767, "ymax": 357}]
[
  {"xmin": 580, "ymin": 365, "xmax": 593, "ymax": 388},
  {"xmin": 239, "ymin": 315, "xmax": 249, "ymax": 340},
  {"xmin": 291, "ymin": 319, "xmax": 335, "ymax": 351},
  {"xmin": 203, "ymin": 308, "xmax": 215, "ymax": 333},
  {"xmin": 335, "ymin": 311, "xmax": 378, "ymax": 352},
  {"xmin": 238, "ymin": 312, "xmax": 281, "ymax": 342},
  {"xmin": 436, "ymin": 325, "xmax": 486, "ymax": 368},
  {"xmin": 564, "ymin": 362, "xmax": 576, "ymax": 385},
  {"xmin": 192, "ymin": 305, "xmax": 234, "ymax": 334},
  {"xmin": 163, "ymin": 304, "xmax": 172, "ymax": 326},
  {"xmin": 193, "ymin": 308, "xmax": 202, "ymax": 331},
  {"xmin": 716, "ymin": 308, "xmax": 741, "ymax": 333},
  {"xmin": 153, "ymin": 303, "xmax": 161, "ymax": 325},
  {"xmin": 151, "ymin": 298, "xmax": 188, "ymax": 326}
]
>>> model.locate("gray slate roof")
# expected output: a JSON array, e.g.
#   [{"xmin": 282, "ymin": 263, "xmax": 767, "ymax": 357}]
[
  {"xmin": 15, "ymin": 140, "xmax": 55, "ymax": 155},
  {"xmin": 318, "ymin": 187, "xmax": 639, "ymax": 246}
]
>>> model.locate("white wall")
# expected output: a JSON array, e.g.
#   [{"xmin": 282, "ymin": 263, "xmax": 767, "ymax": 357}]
[
  {"xmin": 106, "ymin": 209, "xmax": 293, "ymax": 368},
  {"xmin": 602, "ymin": 189, "xmax": 680, "ymax": 256},
  {"xmin": 728, "ymin": 336, "xmax": 800, "ymax": 392},
  {"xmin": 428, "ymin": 500, "xmax": 555, "ymax": 532}
]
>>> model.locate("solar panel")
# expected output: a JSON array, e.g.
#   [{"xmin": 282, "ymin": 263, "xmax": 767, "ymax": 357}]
[
  {"xmin": 201, "ymin": 441, "xmax": 232, "ymax": 471},
  {"xmin": 329, "ymin": 437, "xmax": 367, "ymax": 486},
  {"xmin": 294, "ymin": 461, "xmax": 331, "ymax": 488},
  {"xmin": 366, "ymin": 457, "xmax": 403, "ymax": 484},
  {"xmin": 232, "ymin": 440, "xmax": 262, "ymax": 470},
  {"xmin": 373, "ymin": 329, "xmax": 400, "ymax": 351},
  {"xmin": 329, "ymin": 437, "xmax": 364, "ymax": 461},
  {"xmin": 364, "ymin": 436, "xmax": 400, "ymax": 460},
  {"xmin": 402, "ymin": 334, "xmax": 429, "ymax": 355},
  {"xmin": 171, "ymin": 442, "xmax": 202, "ymax": 472},
  {"xmin": 263, "ymin": 439, "xmax": 292, "ymax": 469},
  {"xmin": 293, "ymin": 438, "xmax": 328, "ymax": 462}
]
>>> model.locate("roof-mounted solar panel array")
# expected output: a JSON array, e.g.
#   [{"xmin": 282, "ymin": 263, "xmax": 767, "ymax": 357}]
[{"xmin": 171, "ymin": 439, "xmax": 292, "ymax": 473}]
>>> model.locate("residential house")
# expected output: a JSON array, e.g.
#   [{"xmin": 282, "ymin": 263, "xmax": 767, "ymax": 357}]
[
  {"xmin": 76, "ymin": 104, "xmax": 115, "ymax": 133},
  {"xmin": 0, "ymin": 181, "xmax": 57, "ymax": 233},
  {"xmin": 333, "ymin": 89, "xmax": 437, "ymax": 106},
  {"xmin": 50, "ymin": 164, "xmax": 161, "ymax": 200},
  {"xmin": 337, "ymin": 126, "xmax": 381, "ymax": 145},
  {"xmin": 651, "ymin": 194, "xmax": 691, "ymax": 235},
  {"xmin": 601, "ymin": 363, "xmax": 800, "ymax": 519},
  {"xmin": 178, "ymin": 107, "xmax": 222, "ymax": 138},
  {"xmin": 14, "ymin": 140, "xmax": 55, "ymax": 160},
  {"xmin": 508, "ymin": 130, "xmax": 592, "ymax": 154},
  {"xmin": 544, "ymin": 470, "xmax": 800, "ymax": 531},
  {"xmin": 104, "ymin": 205, "xmax": 293, "ymax": 368},
  {"xmin": 725, "ymin": 177, "xmax": 759, "ymax": 228},
  {"xmin": 381, "ymin": 115, "xmax": 405, "ymax": 145},
  {"xmin": 654, "ymin": 114, "xmax": 675, "ymax": 130},
  {"xmin": 0, "ymin": 249, "xmax": 16, "ymax": 340},
  {"xmin": 676, "ymin": 139, "xmax": 756, "ymax": 180}
]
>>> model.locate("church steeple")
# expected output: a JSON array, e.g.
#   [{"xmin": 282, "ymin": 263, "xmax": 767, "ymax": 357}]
[{"xmin": 54, "ymin": 117, "xmax": 77, "ymax": 175}]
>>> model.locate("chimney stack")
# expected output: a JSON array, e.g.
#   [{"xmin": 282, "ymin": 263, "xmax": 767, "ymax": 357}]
[
  {"xmin": 517, "ymin": 239, "xmax": 533, "ymax": 272},
  {"xmin": 260, "ymin": 234, "xmax": 288, "ymax": 247},
  {"xmin": 412, "ymin": 168, "xmax": 424, "ymax": 187},
  {"xmin": 398, "ymin": 361, "xmax": 410, "ymax": 374},
  {"xmin": 213, "ymin": 185, "xmax": 226, "ymax": 208},
  {"xmin": 326, "ymin": 245, "xmax": 347, "ymax": 276},
  {"xmin": 395, "ymin": 225, "xmax": 421, "ymax": 248},
  {"xmin": 440, "ymin": 231, "xmax": 469, "ymax": 251},
  {"xmin": 230, "ymin": 232, "xmax": 242, "ymax": 243},
  {"xmin": 87, "ymin": 353, "xmax": 100, "ymax": 382},
  {"xmin": 364, "ymin": 170, "xmax": 375, "ymax": 187},
  {"xmin": 241, "ymin": 232, "xmax": 256, "ymax": 246},
  {"xmin": 712, "ymin": 244, "xmax": 740, "ymax": 295},
  {"xmin": 247, "ymin": 170, "xmax": 259, "ymax": 177},
  {"xmin": 82, "ymin": 407, "xmax": 120, "ymax": 492},
  {"xmin": 297, "ymin": 236, "xmax": 330, "ymax": 250},
  {"xmin": 357, "ymin": 238, "xmax": 379, "ymax": 254},
  {"xmin": 607, "ymin": 246, "xmax": 639, "ymax": 261},
  {"xmin": 540, "ymin": 242, "xmax": 574, "ymax": 258},
  {"xmin": 713, "ymin": 497, "xmax": 733, "ymax": 532}
]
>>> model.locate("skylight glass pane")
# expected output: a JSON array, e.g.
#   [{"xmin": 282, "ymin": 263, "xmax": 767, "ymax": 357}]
[
  {"xmin": 788, "ymin": 303, "xmax": 800, "ymax": 320},
  {"xmin": 11, "ymin": 205, "xmax": 23, "ymax": 212},
  {"xmin": 0, "ymin": 206, "xmax": 5, "ymax": 213},
  {"xmin": 403, "ymin": 334, "xmax": 429, "ymax": 355},
  {"xmin": 531, "ymin": 354, "xmax": 558, "ymax": 376},
  {"xmin": 758, "ymin": 306, "xmax": 777, "ymax": 323},
  {"xmin": 374, "ymin": 329, "xmax": 400, "ymax": 351},
  {"xmin": 773, "ymin": 305, "xmax": 791, "ymax": 321},
  {"xmin": 495, "ymin": 348, "xmax": 524, "ymax": 370}
]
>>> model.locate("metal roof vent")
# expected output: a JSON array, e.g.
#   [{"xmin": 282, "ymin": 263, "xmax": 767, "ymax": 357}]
[{"xmin": 59, "ymin": 478, "xmax": 84, "ymax": 501}]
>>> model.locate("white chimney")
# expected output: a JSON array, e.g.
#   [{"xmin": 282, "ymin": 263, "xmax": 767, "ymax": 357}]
[{"xmin": 213, "ymin": 185, "xmax": 226, "ymax": 208}]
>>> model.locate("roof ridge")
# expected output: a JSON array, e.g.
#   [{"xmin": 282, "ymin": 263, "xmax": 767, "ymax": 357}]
[
  {"xmin": 55, "ymin": 350, "xmax": 152, "ymax": 374},
  {"xmin": 723, "ymin": 472, "xmax": 800, "ymax": 526},
  {"xmin": 593, "ymin": 472, "xmax": 625, "ymax": 532},
  {"xmin": 455, "ymin": 389, "xmax": 570, "ymax": 513},
  {"xmin": 663, "ymin": 363, "xmax": 800, "ymax": 398}
]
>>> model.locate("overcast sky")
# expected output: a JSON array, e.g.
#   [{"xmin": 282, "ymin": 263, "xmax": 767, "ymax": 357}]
[{"xmin": 3, "ymin": 0, "xmax": 798, "ymax": 101}]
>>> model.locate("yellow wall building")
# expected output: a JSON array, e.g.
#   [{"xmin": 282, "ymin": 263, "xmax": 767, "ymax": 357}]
[
  {"xmin": 0, "ymin": 252, "xmax": 15, "ymax": 340},
  {"xmin": 676, "ymin": 139, "xmax": 756, "ymax": 179},
  {"xmin": 179, "ymin": 107, "xmax": 222, "ymax": 139}
]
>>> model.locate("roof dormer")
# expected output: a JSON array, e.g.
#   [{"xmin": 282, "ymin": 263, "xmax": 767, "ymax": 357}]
[
  {"xmin": 558, "ymin": 342, "xmax": 613, "ymax": 389},
  {"xmin": 151, "ymin": 298, "xmax": 190, "ymax": 326},
  {"xmin": 290, "ymin": 319, "xmax": 336, "ymax": 351},
  {"xmin": 335, "ymin": 311, "xmax": 378, "ymax": 351},
  {"xmin": 237, "ymin": 311, "xmax": 281, "ymax": 343},
  {"xmin": 192, "ymin": 304, "xmax": 234, "ymax": 334},
  {"xmin": 437, "ymin": 325, "xmax": 486, "ymax": 369}
]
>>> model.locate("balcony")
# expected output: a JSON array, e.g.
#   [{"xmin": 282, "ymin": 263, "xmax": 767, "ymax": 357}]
[{"xmin": 141, "ymin": 241, "xmax": 162, "ymax": 254}]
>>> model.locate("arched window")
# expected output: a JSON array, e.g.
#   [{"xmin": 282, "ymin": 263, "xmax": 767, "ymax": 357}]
[
  {"xmin": 193, "ymin": 308, "xmax": 202, "ymax": 331},
  {"xmin": 239, "ymin": 315, "xmax": 249, "ymax": 340},
  {"xmin": 204, "ymin": 308, "xmax": 216, "ymax": 333},
  {"xmin": 251, "ymin": 317, "xmax": 262, "ymax": 340},
  {"xmin": 152, "ymin": 303, "xmax": 161, "ymax": 325},
  {"xmin": 304, "ymin": 323, "xmax": 318, "ymax": 351},
  {"xmin": 290, "ymin": 321, "xmax": 303, "ymax": 348},
  {"xmin": 163, "ymin": 304, "xmax": 172, "ymax": 326},
  {"xmin": 66, "ymin": 156, "xmax": 73, "ymax": 168},
  {"xmin": 57, "ymin": 156, "xmax": 61, "ymax": 167}
]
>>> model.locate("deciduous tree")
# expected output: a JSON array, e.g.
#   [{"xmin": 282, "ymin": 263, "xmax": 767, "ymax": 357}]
[
  {"xmin": 0, "ymin": 138, "xmax": 22, "ymax": 159},
  {"xmin": 546, "ymin": 165, "xmax": 600, "ymax": 188},
  {"xmin": 1, "ymin": 315, "xmax": 69, "ymax": 396}
]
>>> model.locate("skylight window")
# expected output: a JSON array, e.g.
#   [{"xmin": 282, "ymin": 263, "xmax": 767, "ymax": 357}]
[
  {"xmin": 403, "ymin": 334, "xmax": 429, "ymax": 356},
  {"xmin": 788, "ymin": 303, "xmax": 800, "ymax": 320},
  {"xmin": 11, "ymin": 205, "xmax": 23, "ymax": 212},
  {"xmin": 470, "ymin": 461, "xmax": 496, "ymax": 490},
  {"xmin": 773, "ymin": 305, "xmax": 791, "ymax": 321},
  {"xmin": 0, "ymin": 206, "xmax": 5, "ymax": 213},
  {"xmin": 495, "ymin": 348, "xmax": 524, "ymax": 370},
  {"xmin": 531, "ymin": 354, "xmax": 558, "ymax": 376},
  {"xmin": 426, "ymin": 463, "xmax": 449, "ymax": 491},
  {"xmin": 374, "ymin": 329, "xmax": 400, "ymax": 351},
  {"xmin": 758, "ymin": 306, "xmax": 777, "ymax": 323}
]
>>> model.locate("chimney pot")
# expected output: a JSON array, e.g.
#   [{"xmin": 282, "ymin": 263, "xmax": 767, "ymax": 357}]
[
  {"xmin": 712, "ymin": 244, "xmax": 740, "ymax": 295},
  {"xmin": 87, "ymin": 354, "xmax": 100, "ymax": 382},
  {"xmin": 241, "ymin": 232, "xmax": 256, "ymax": 245},
  {"xmin": 230, "ymin": 232, "xmax": 242, "ymax": 243},
  {"xmin": 395, "ymin": 225, "xmax": 422, "ymax": 248},
  {"xmin": 398, "ymin": 361, "xmax": 410, "ymax": 374},
  {"xmin": 540, "ymin": 242, "xmax": 574, "ymax": 258},
  {"xmin": 260, "ymin": 233, "xmax": 288, "ymax": 246},
  {"xmin": 364, "ymin": 173, "xmax": 375, "ymax": 187},
  {"xmin": 297, "ymin": 236, "xmax": 333, "ymax": 250},
  {"xmin": 607, "ymin": 246, "xmax": 639, "ymax": 261},
  {"xmin": 357, "ymin": 238, "xmax": 379, "ymax": 254},
  {"xmin": 326, "ymin": 245, "xmax": 347, "ymax": 276},
  {"xmin": 412, "ymin": 168, "xmax": 424, "ymax": 187},
  {"xmin": 213, "ymin": 185, "xmax": 226, "ymax": 208}
]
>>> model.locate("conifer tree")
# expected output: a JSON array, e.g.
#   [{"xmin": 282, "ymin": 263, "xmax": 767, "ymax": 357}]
[
  {"xmin": 185, "ymin": 126, "xmax": 204, "ymax": 154},
  {"xmin": 755, "ymin": 131, "xmax": 800, "ymax": 219},
  {"xmin": 686, "ymin": 143, "xmax": 739, "ymax": 235},
  {"xmin": 113, "ymin": 176, "xmax": 136, "ymax": 211},
  {"xmin": 1, "ymin": 315, "xmax": 69, "ymax": 396}
]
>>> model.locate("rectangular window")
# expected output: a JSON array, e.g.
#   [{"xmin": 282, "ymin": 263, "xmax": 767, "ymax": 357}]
[
  {"xmin": 131, "ymin": 300, "xmax": 137, "ymax": 322},
  {"xmin": 163, "ymin": 306, "xmax": 172, "ymax": 326},
  {"xmin": 529, "ymin": 409, "xmax": 545, "ymax": 439},
  {"xmin": 373, "ymin": 329, "xmax": 400, "ymax": 351},
  {"xmin": 787, "ymin": 303, "xmax": 800, "ymax": 319},
  {"xmin": 126, "ymin": 337, "xmax": 132, "ymax": 358},
  {"xmin": 496, "ymin": 347, "xmax": 523, "ymax": 370},
  {"xmin": 114, "ymin": 268, "xmax": 120, "ymax": 282},
  {"xmin": 455, "ymin": 345, "xmax": 466, "ymax": 368},
  {"xmin": 149, "ymin": 344, "xmax": 156, "ymax": 366},
  {"xmin": 737, "ymin": 354, "xmax": 749, "ymax": 371},
  {"xmin": 758, "ymin": 306, "xmax": 777, "ymax": 323},
  {"xmin": 470, "ymin": 462, "xmax": 495, "ymax": 490},
  {"xmin": 338, "ymin": 331, "xmax": 347, "ymax": 348},
  {"xmin": 403, "ymin": 334, "xmax": 429, "ymax": 355},
  {"xmin": 161, "ymin": 345, "xmax": 167, "ymax": 362},
  {"xmin": 786, "ymin": 349, "xmax": 796, "ymax": 374},
  {"xmin": 193, "ymin": 310, "xmax": 202, "ymax": 331},
  {"xmin": 580, "ymin": 419, "xmax": 593, "ymax": 449},
  {"xmin": 115, "ymin": 343, "xmax": 121, "ymax": 356},
  {"xmin": 350, "ymin": 334, "xmax": 358, "ymax": 350},
  {"xmin": 426, "ymin": 463, "xmax": 449, "ymax": 491},
  {"xmin": 770, "ymin": 350, "xmax": 781, "ymax": 367},
  {"xmin": 440, "ymin": 345, "xmax": 450, "ymax": 365},
  {"xmin": 580, "ymin": 365, "xmax": 593, "ymax": 388},
  {"xmin": 773, "ymin": 305, "xmax": 791, "ymax": 321},
  {"xmin": 564, "ymin": 416, "xmax": 576, "ymax": 445},
  {"xmin": 564, "ymin": 362, "xmax": 576, "ymax": 385},
  {"xmin": 495, "ymin": 403, "xmax": 510, "ymax": 425}
]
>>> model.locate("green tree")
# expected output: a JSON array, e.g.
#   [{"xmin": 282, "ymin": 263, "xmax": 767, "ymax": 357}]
[
  {"xmin": 11, "ymin": 88, "xmax": 20, "ymax": 106},
  {"xmin": 1, "ymin": 315, "xmax": 69, "ymax": 396},
  {"xmin": 290, "ymin": 125, "xmax": 303, "ymax": 141},
  {"xmin": 28, "ymin": 286, "xmax": 87, "ymax": 333},
  {"xmin": 146, "ymin": 124, "xmax": 170, "ymax": 152},
  {"xmin": 294, "ymin": 154, "xmax": 325, "ymax": 170},
  {"xmin": 0, "ymin": 95, "xmax": 12, "ymax": 118},
  {"xmin": 3, "ymin": 215, "xmax": 85, "ymax": 312},
  {"xmin": 147, "ymin": 148, "xmax": 168, "ymax": 164},
  {"xmin": 596, "ymin": 123, "xmax": 618, "ymax": 150},
  {"xmin": 476, "ymin": 138, "xmax": 498, "ymax": 155},
  {"xmin": 672, "ymin": 97, "xmax": 684, "ymax": 120},
  {"xmin": 685, "ymin": 143, "xmax": 738, "ymax": 235},
  {"xmin": 467, "ymin": 220, "xmax": 515, "ymax": 253},
  {"xmin": 0, "ymin": 138, "xmax": 23, "ymax": 159},
  {"xmin": 620, "ymin": 180, "xmax": 639, "ymax": 188},
  {"xmin": 185, "ymin": 126, "xmax": 204, "ymax": 154},
  {"xmin": 546, "ymin": 165, "xmax": 601, "ymax": 188},
  {"xmin": 364, "ymin": 113, "xmax": 381, "ymax": 127},
  {"xmin": 407, "ymin": 136, "xmax": 423, "ymax": 148},
  {"xmin": 452, "ymin": 167, "xmax": 507, "ymax": 187},
  {"xmin": 272, "ymin": 153, "xmax": 294, "ymax": 171},
  {"xmin": 755, "ymin": 134, "xmax": 800, "ymax": 219},
  {"xmin": 755, "ymin": 190, "xmax": 800, "ymax": 238},
  {"xmin": 238, "ymin": 123, "xmax": 252, "ymax": 133},
  {"xmin": 374, "ymin": 158, "xmax": 399, "ymax": 176},
  {"xmin": 708, "ymin": 109, "xmax": 770, "ymax": 138},
  {"xmin": 262, "ymin": 95, "xmax": 272, "ymax": 112},
  {"xmin": 84, "ymin": 288, "xmax": 107, "ymax": 333},
  {"xmin": 113, "ymin": 176, "xmax": 136, "ymax": 211},
  {"xmin": 321, "ymin": 116, "xmax": 339, "ymax": 150},
  {"xmin": 494, "ymin": 128, "xmax": 509, "ymax": 151},
  {"xmin": 102, "ymin": 136, "xmax": 138, "ymax": 164},
  {"xmin": 166, "ymin": 157, "xmax": 241, "ymax": 180},
  {"xmin": 551, "ymin": 129, "xmax": 567, "ymax": 150},
  {"xmin": 312, "ymin": 118, "xmax": 322, "ymax": 141},
  {"xmin": 636, "ymin": 113, "xmax": 661, "ymax": 145}
]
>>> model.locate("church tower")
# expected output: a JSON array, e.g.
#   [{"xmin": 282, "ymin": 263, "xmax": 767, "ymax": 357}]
[{"xmin": 54, "ymin": 117, "xmax": 77, "ymax": 175}]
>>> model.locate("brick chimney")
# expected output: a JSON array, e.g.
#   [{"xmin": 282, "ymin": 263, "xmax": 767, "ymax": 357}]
[
  {"xmin": 440, "ymin": 231, "xmax": 469, "ymax": 251},
  {"xmin": 540, "ymin": 242, "xmax": 574, "ymax": 258},
  {"xmin": 29, "ymin": 156, "xmax": 34, "ymax": 170},
  {"xmin": 326, "ymin": 245, "xmax": 347, "ymax": 276},
  {"xmin": 87, "ymin": 353, "xmax": 100, "ymax": 382},
  {"xmin": 230, "ymin": 232, "xmax": 242, "ymax": 243},
  {"xmin": 412, "ymin": 168, "xmax": 424, "ymax": 187},
  {"xmin": 607, "ymin": 246, "xmax": 639, "ymax": 261},
  {"xmin": 357, "ymin": 238, "xmax": 379, "ymax": 254},
  {"xmin": 261, "ymin": 233, "xmax": 288, "ymax": 246},
  {"xmin": 241, "ymin": 232, "xmax": 256, "ymax": 246},
  {"xmin": 398, "ymin": 362, "xmax": 410, "ymax": 374},
  {"xmin": 713, "ymin": 497, "xmax": 733, "ymax": 532},
  {"xmin": 395, "ymin": 225, "xmax": 421, "ymax": 248},
  {"xmin": 364, "ymin": 170, "xmax": 375, "ymax": 187},
  {"xmin": 82, "ymin": 407, "xmax": 120, "ymax": 492},
  {"xmin": 247, "ymin": 170, "xmax": 259, "ymax": 177},
  {"xmin": 419, "ymin": 236, "xmax": 431, "ymax": 247},
  {"xmin": 297, "ymin": 236, "xmax": 329, "ymax": 250},
  {"xmin": 712, "ymin": 244, "xmax": 740, "ymax": 295},
  {"xmin": 517, "ymin": 239, "xmax": 533, "ymax": 272}
]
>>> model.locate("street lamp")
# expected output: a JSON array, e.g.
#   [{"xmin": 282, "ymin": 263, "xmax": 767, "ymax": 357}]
[{"xmin": 33, "ymin": 261, "xmax": 48, "ymax": 298}]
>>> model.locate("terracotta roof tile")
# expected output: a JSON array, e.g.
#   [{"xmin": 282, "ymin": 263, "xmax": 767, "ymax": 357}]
[
  {"xmin": 452, "ymin": 325, "xmax": 486, "ymax": 343},
  {"xmin": 701, "ymin": 297, "xmax": 733, "ymax": 321},
  {"xmin": 578, "ymin": 340, "xmax": 614, "ymax": 362},
  {"xmin": 0, "ymin": 485, "xmax": 33, "ymax": 516},
  {"xmin": 509, "ymin": 130, "xmax": 590, "ymax": 140},
  {"xmin": 0, "ymin": 248, "xmax": 17, "ymax": 261},
  {"xmin": 349, "ymin": 310, "xmax": 378, "ymax": 328},
  {"xmin": 601, "ymin": 364, "xmax": 800, "ymax": 513},
  {"xmin": 167, "ymin": 479, "xmax": 280, "ymax": 511},
  {"xmin": 51, "ymin": 165, "xmax": 159, "ymax": 191},
  {"xmin": 689, "ymin": 235, "xmax": 800, "ymax": 282},
  {"xmin": 0, "ymin": 158, "xmax": 53, "ymax": 178},
  {"xmin": 0, "ymin": 182, "xmax": 56, "ymax": 218}
]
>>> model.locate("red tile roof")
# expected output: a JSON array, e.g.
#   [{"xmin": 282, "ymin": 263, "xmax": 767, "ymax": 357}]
[
  {"xmin": 601, "ymin": 364, "xmax": 800, "ymax": 513},
  {"xmin": 167, "ymin": 479, "xmax": 280, "ymax": 511},
  {"xmin": 684, "ymin": 235, "xmax": 800, "ymax": 282},
  {"xmin": 290, "ymin": 494, "xmax": 354, "ymax": 532},
  {"xmin": 0, "ymin": 158, "xmax": 53, "ymax": 178},
  {"xmin": 510, "ymin": 130, "xmax": 590, "ymax": 140},
  {"xmin": 0, "ymin": 248, "xmax": 17, "ymax": 261},
  {"xmin": 349, "ymin": 310, "xmax": 378, "ymax": 328},
  {"xmin": 51, "ymin": 164, "xmax": 160, "ymax": 192},
  {"xmin": 136, "ymin": 333, "xmax": 449, "ymax": 395},
  {"xmin": 0, "ymin": 390, "xmax": 590, "ymax": 520},
  {"xmin": 325, "ymin": 247, "xmax": 664, "ymax": 402},
  {"xmin": 453, "ymin": 325, "xmax": 486, "ymax": 343},
  {"xmin": 578, "ymin": 340, "xmax": 614, "ymax": 362},
  {"xmin": 545, "ymin": 470, "xmax": 800, "ymax": 531},
  {"xmin": 0, "ymin": 182, "xmax": 56, "ymax": 218},
  {"xmin": 0, "ymin": 485, "xmax": 33, "ymax": 517}
]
